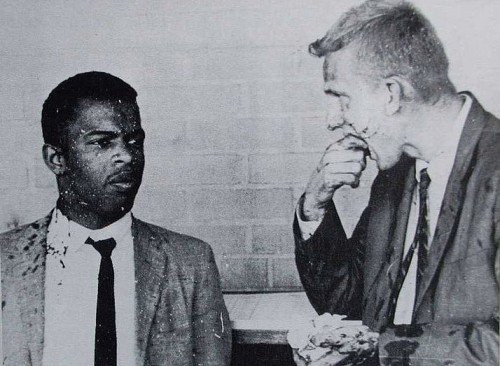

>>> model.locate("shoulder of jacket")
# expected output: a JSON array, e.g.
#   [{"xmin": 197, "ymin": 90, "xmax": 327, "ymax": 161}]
[
  {"xmin": 0, "ymin": 216, "xmax": 49, "ymax": 247},
  {"xmin": 133, "ymin": 218, "xmax": 214, "ymax": 259}
]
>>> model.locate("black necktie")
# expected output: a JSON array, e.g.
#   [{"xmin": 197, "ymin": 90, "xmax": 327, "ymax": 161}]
[
  {"xmin": 415, "ymin": 169, "xmax": 431, "ymax": 294},
  {"xmin": 388, "ymin": 168, "xmax": 431, "ymax": 323},
  {"xmin": 86, "ymin": 237, "xmax": 117, "ymax": 366}
]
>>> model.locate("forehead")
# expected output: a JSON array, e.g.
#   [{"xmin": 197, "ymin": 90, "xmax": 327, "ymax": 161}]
[
  {"xmin": 323, "ymin": 47, "xmax": 359, "ymax": 83},
  {"xmin": 70, "ymin": 99, "xmax": 141, "ymax": 135}
]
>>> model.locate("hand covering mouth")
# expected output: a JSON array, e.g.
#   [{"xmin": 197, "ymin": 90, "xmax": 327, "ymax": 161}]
[{"xmin": 329, "ymin": 133, "xmax": 371, "ymax": 158}]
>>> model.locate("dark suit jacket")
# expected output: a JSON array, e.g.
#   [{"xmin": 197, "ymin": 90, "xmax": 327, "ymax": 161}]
[
  {"xmin": 1, "ymin": 214, "xmax": 231, "ymax": 366},
  {"xmin": 294, "ymin": 93, "xmax": 499, "ymax": 365}
]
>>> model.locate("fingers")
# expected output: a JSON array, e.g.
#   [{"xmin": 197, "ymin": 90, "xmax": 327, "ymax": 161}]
[
  {"xmin": 319, "ymin": 150, "xmax": 366, "ymax": 171},
  {"xmin": 311, "ymin": 145, "xmax": 367, "ymax": 192},
  {"xmin": 338, "ymin": 134, "xmax": 369, "ymax": 151},
  {"xmin": 325, "ymin": 133, "xmax": 369, "ymax": 152},
  {"xmin": 301, "ymin": 136, "xmax": 368, "ymax": 220},
  {"xmin": 292, "ymin": 350, "xmax": 307, "ymax": 366},
  {"xmin": 323, "ymin": 171, "xmax": 361, "ymax": 189}
]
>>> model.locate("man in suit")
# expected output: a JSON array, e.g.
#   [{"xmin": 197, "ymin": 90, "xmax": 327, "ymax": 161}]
[
  {"xmin": 294, "ymin": 1, "xmax": 499, "ymax": 364},
  {"xmin": 1, "ymin": 71, "xmax": 231, "ymax": 366}
]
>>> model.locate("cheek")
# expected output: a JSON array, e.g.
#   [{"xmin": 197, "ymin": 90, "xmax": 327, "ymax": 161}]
[
  {"xmin": 134, "ymin": 150, "xmax": 145, "ymax": 166},
  {"xmin": 351, "ymin": 114, "xmax": 377, "ymax": 139},
  {"xmin": 69, "ymin": 156, "xmax": 107, "ymax": 182}
]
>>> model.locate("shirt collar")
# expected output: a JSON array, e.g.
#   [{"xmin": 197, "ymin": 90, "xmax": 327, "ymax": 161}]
[
  {"xmin": 47, "ymin": 209, "xmax": 132, "ymax": 255},
  {"xmin": 415, "ymin": 93, "xmax": 472, "ymax": 182}
]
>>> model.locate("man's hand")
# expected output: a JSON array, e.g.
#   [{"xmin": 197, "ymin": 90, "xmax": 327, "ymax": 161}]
[{"xmin": 302, "ymin": 135, "xmax": 368, "ymax": 221}]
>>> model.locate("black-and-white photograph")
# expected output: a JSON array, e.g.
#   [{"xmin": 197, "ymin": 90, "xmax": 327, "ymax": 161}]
[{"xmin": 1, "ymin": 0, "xmax": 499, "ymax": 365}]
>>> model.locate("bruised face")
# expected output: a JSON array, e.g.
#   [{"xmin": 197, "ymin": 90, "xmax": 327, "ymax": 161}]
[
  {"xmin": 323, "ymin": 46, "xmax": 406, "ymax": 170},
  {"xmin": 60, "ymin": 99, "xmax": 145, "ymax": 222}
]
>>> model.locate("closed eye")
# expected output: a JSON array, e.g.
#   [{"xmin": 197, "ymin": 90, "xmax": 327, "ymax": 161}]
[{"xmin": 325, "ymin": 90, "xmax": 341, "ymax": 97}]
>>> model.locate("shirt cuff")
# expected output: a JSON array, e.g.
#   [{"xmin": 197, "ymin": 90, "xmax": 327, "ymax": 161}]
[{"xmin": 295, "ymin": 204, "xmax": 322, "ymax": 241}]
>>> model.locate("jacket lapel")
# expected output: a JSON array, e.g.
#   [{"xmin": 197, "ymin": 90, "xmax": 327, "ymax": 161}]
[
  {"xmin": 384, "ymin": 167, "xmax": 416, "ymax": 291},
  {"xmin": 413, "ymin": 93, "xmax": 487, "ymax": 313},
  {"xmin": 364, "ymin": 158, "xmax": 415, "ymax": 328},
  {"xmin": 133, "ymin": 218, "xmax": 167, "ymax": 365},
  {"xmin": 15, "ymin": 214, "xmax": 51, "ymax": 366}
]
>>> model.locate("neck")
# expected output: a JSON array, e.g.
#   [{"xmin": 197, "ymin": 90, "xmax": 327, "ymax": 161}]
[
  {"xmin": 402, "ymin": 94, "xmax": 464, "ymax": 162},
  {"xmin": 57, "ymin": 196, "xmax": 126, "ymax": 230}
]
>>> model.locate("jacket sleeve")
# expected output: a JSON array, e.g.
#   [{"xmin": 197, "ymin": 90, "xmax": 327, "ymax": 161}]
[
  {"xmin": 294, "ymin": 196, "xmax": 370, "ymax": 319},
  {"xmin": 378, "ymin": 319, "xmax": 499, "ymax": 365},
  {"xmin": 191, "ymin": 244, "xmax": 232, "ymax": 366}
]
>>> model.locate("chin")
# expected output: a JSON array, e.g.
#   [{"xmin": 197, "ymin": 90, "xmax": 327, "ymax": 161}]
[
  {"xmin": 97, "ymin": 209, "xmax": 131, "ymax": 225},
  {"xmin": 371, "ymin": 146, "xmax": 403, "ymax": 171},
  {"xmin": 375, "ymin": 156, "xmax": 400, "ymax": 171},
  {"xmin": 100, "ymin": 200, "xmax": 134, "ymax": 218}
]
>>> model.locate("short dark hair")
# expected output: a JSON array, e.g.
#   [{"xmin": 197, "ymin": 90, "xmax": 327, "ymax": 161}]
[
  {"xmin": 310, "ymin": 0, "xmax": 456, "ymax": 102},
  {"xmin": 41, "ymin": 71, "xmax": 138, "ymax": 148}
]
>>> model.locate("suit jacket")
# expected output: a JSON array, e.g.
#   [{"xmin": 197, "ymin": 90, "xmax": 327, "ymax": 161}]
[
  {"xmin": 294, "ymin": 93, "xmax": 499, "ymax": 365},
  {"xmin": 1, "ymin": 214, "xmax": 231, "ymax": 366}
]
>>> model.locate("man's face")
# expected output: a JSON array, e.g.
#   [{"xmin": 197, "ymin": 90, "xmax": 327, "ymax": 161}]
[
  {"xmin": 323, "ymin": 47, "xmax": 406, "ymax": 170},
  {"xmin": 61, "ymin": 99, "xmax": 145, "ymax": 220}
]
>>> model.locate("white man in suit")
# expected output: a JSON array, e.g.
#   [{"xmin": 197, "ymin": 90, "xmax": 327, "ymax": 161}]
[{"xmin": 294, "ymin": 1, "xmax": 499, "ymax": 365}]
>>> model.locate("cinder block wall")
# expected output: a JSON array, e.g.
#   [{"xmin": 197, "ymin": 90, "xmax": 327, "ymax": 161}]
[{"xmin": 1, "ymin": 0, "xmax": 499, "ymax": 291}]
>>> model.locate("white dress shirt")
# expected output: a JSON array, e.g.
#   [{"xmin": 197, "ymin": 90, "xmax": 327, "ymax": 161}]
[
  {"xmin": 43, "ymin": 209, "xmax": 136, "ymax": 366},
  {"xmin": 298, "ymin": 94, "xmax": 472, "ymax": 324}
]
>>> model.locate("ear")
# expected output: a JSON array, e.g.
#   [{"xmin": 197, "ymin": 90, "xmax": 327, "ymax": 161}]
[
  {"xmin": 383, "ymin": 76, "xmax": 404, "ymax": 115},
  {"xmin": 42, "ymin": 144, "xmax": 67, "ymax": 176}
]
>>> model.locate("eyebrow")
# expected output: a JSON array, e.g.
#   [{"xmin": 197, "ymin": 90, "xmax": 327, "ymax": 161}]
[
  {"xmin": 83, "ymin": 130, "xmax": 119, "ymax": 139},
  {"xmin": 83, "ymin": 128, "xmax": 144, "ymax": 139}
]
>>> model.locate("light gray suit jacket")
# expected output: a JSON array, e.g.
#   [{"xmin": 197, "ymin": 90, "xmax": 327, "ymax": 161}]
[{"xmin": 1, "ymin": 214, "xmax": 231, "ymax": 365}]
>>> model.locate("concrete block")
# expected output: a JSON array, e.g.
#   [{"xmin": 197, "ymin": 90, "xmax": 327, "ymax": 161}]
[
  {"xmin": 155, "ymin": 83, "xmax": 245, "ymax": 120},
  {"xmin": 0, "ymin": 87, "xmax": 25, "ymax": 120},
  {"xmin": 187, "ymin": 117, "xmax": 296, "ymax": 151},
  {"xmin": 248, "ymin": 80, "xmax": 324, "ymax": 116},
  {"xmin": 140, "ymin": 50, "xmax": 195, "ymax": 83},
  {"xmin": 33, "ymin": 164, "xmax": 57, "ymax": 189},
  {"xmin": 169, "ymin": 225, "xmax": 247, "ymax": 255},
  {"xmin": 0, "ymin": 154, "xmax": 29, "ymax": 190},
  {"xmin": 133, "ymin": 188, "xmax": 188, "ymax": 226},
  {"xmin": 218, "ymin": 257, "xmax": 268, "ymax": 291},
  {"xmin": 249, "ymin": 152, "xmax": 320, "ymax": 184},
  {"xmin": 140, "ymin": 103, "xmax": 188, "ymax": 153},
  {"xmin": 191, "ymin": 46, "xmax": 297, "ymax": 81},
  {"xmin": 0, "ymin": 119, "xmax": 34, "ymax": 189},
  {"xmin": 272, "ymin": 258, "xmax": 303, "ymax": 290},
  {"xmin": 292, "ymin": 47, "xmax": 324, "ymax": 79},
  {"xmin": 144, "ymin": 154, "xmax": 246, "ymax": 186},
  {"xmin": 238, "ymin": 8, "xmax": 319, "ymax": 47},
  {"xmin": 251, "ymin": 225, "xmax": 294, "ymax": 254},
  {"xmin": 301, "ymin": 116, "xmax": 337, "ymax": 150},
  {"xmin": 191, "ymin": 188, "xmax": 293, "ymax": 221}
]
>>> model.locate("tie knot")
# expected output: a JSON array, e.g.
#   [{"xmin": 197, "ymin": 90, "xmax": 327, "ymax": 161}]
[
  {"xmin": 86, "ymin": 237, "xmax": 116, "ymax": 258},
  {"xmin": 419, "ymin": 168, "xmax": 431, "ymax": 190}
]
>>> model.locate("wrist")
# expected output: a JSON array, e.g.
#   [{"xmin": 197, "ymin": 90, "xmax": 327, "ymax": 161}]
[{"xmin": 300, "ymin": 194, "xmax": 329, "ymax": 221}]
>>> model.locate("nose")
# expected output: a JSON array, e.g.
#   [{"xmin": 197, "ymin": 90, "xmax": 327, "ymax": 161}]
[
  {"xmin": 326, "ymin": 97, "xmax": 344, "ymax": 131},
  {"xmin": 112, "ymin": 141, "xmax": 133, "ymax": 165}
]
